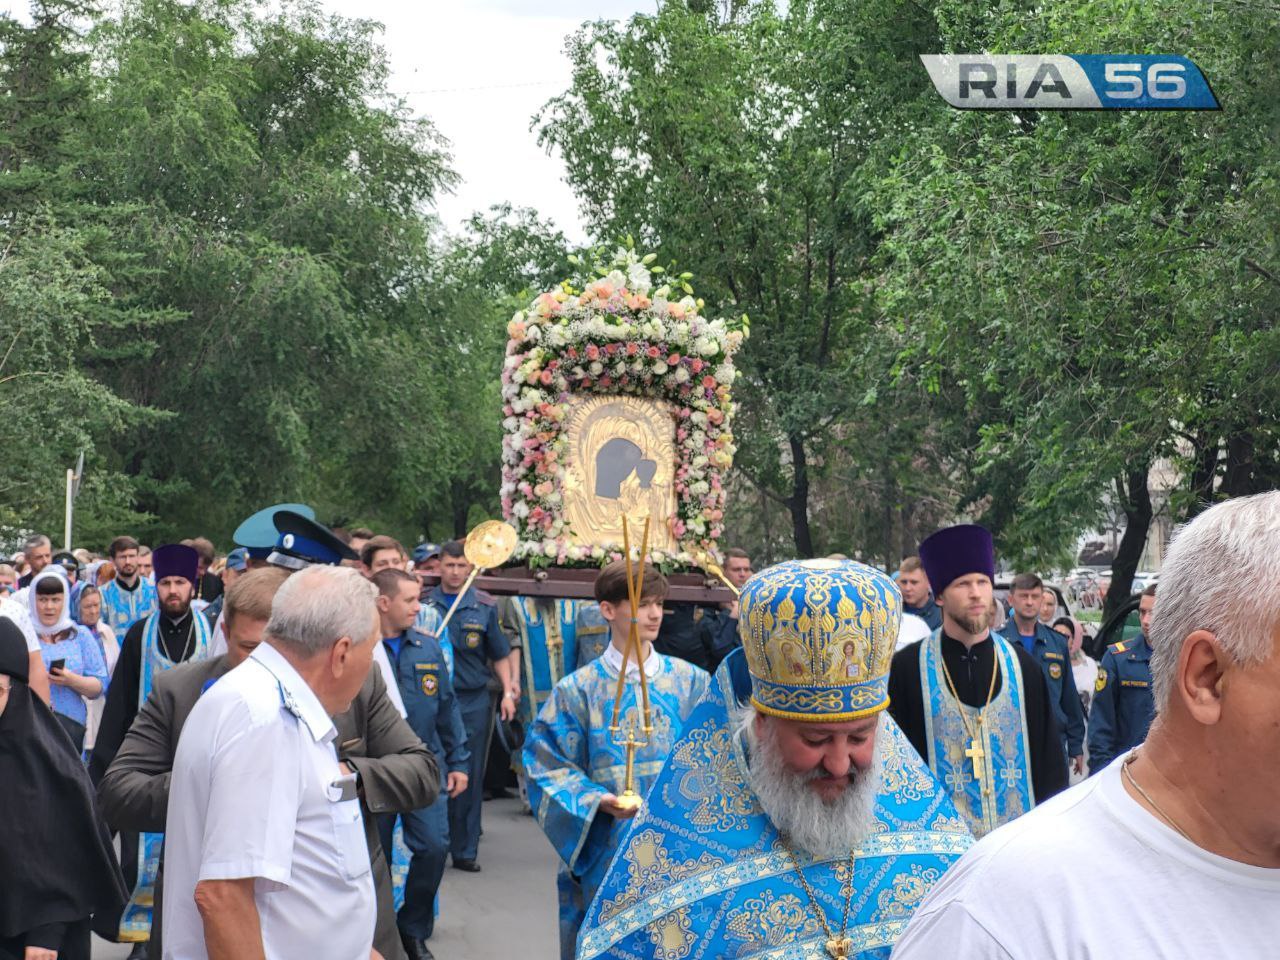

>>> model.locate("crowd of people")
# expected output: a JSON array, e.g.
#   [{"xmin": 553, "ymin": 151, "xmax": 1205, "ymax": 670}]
[{"xmin": 0, "ymin": 492, "xmax": 1276, "ymax": 960}]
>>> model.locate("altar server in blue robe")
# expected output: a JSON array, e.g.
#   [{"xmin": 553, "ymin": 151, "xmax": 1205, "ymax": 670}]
[
  {"xmin": 579, "ymin": 558, "xmax": 972, "ymax": 960},
  {"xmin": 524, "ymin": 561, "xmax": 710, "ymax": 960}
]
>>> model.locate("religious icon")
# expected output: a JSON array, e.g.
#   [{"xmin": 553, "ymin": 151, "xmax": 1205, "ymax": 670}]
[
  {"xmin": 827, "ymin": 639, "xmax": 864, "ymax": 682},
  {"xmin": 563, "ymin": 395, "xmax": 678, "ymax": 553}
]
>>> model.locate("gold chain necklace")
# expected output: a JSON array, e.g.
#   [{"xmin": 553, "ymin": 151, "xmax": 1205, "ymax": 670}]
[
  {"xmin": 1121, "ymin": 750, "xmax": 1194, "ymax": 843},
  {"xmin": 783, "ymin": 841, "xmax": 857, "ymax": 959},
  {"xmin": 938, "ymin": 637, "xmax": 1001, "ymax": 788}
]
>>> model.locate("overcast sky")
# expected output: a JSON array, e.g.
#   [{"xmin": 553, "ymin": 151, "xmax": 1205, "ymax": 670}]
[
  {"xmin": 321, "ymin": 0, "xmax": 657, "ymax": 242},
  {"xmin": 0, "ymin": 0, "xmax": 655, "ymax": 240}
]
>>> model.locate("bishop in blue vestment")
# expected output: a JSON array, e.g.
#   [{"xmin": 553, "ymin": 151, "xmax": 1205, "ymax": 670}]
[{"xmin": 578, "ymin": 558, "xmax": 972, "ymax": 960}]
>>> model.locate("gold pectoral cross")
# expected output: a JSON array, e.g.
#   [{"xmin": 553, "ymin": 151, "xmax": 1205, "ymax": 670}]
[
  {"xmin": 964, "ymin": 738, "xmax": 985, "ymax": 780},
  {"xmin": 825, "ymin": 936, "xmax": 853, "ymax": 958}
]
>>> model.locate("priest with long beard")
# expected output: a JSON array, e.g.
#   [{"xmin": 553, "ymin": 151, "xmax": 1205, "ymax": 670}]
[{"xmin": 577, "ymin": 558, "xmax": 973, "ymax": 960}]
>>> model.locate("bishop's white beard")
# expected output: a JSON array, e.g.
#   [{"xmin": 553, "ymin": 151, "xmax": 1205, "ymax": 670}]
[{"xmin": 735, "ymin": 704, "xmax": 885, "ymax": 863}]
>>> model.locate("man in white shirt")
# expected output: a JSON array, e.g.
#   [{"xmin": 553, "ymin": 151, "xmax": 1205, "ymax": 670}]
[
  {"xmin": 892, "ymin": 491, "xmax": 1280, "ymax": 959},
  {"xmin": 163, "ymin": 564, "xmax": 384, "ymax": 960}
]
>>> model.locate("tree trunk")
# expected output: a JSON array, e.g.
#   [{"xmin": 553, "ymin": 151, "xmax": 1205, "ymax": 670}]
[
  {"xmin": 450, "ymin": 480, "xmax": 471, "ymax": 540},
  {"xmin": 788, "ymin": 434, "xmax": 814, "ymax": 558},
  {"xmin": 1183, "ymin": 431, "xmax": 1219, "ymax": 520},
  {"xmin": 1220, "ymin": 429, "xmax": 1257, "ymax": 498},
  {"xmin": 1103, "ymin": 467, "xmax": 1153, "ymax": 622}
]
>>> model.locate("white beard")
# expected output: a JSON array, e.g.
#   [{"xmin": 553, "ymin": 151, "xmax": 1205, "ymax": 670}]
[{"xmin": 734, "ymin": 704, "xmax": 884, "ymax": 862}]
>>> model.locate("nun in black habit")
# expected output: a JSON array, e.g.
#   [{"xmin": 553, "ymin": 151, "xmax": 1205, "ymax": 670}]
[{"xmin": 0, "ymin": 618, "xmax": 126, "ymax": 960}]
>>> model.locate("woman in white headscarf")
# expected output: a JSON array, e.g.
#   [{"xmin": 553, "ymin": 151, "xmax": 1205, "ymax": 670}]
[{"xmin": 29, "ymin": 569, "xmax": 108, "ymax": 751}]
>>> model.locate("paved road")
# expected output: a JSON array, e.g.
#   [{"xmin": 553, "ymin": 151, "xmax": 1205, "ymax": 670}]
[{"xmin": 93, "ymin": 797, "xmax": 560, "ymax": 959}]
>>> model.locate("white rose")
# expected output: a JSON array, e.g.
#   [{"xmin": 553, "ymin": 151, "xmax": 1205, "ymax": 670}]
[
  {"xmin": 544, "ymin": 541, "xmax": 559, "ymax": 558},
  {"xmin": 631, "ymin": 360, "xmax": 646, "ymax": 374},
  {"xmin": 512, "ymin": 502, "xmax": 530, "ymax": 519},
  {"xmin": 715, "ymin": 364, "xmax": 735, "ymax": 384},
  {"xmin": 674, "ymin": 366, "xmax": 690, "ymax": 384},
  {"xmin": 614, "ymin": 361, "xmax": 627, "ymax": 376},
  {"xmin": 691, "ymin": 411, "xmax": 708, "ymax": 426},
  {"xmin": 591, "ymin": 546, "xmax": 605, "ymax": 559},
  {"xmin": 652, "ymin": 360, "xmax": 668, "ymax": 375},
  {"xmin": 605, "ymin": 269, "xmax": 626, "ymax": 289},
  {"xmin": 589, "ymin": 361, "xmax": 604, "ymax": 375}
]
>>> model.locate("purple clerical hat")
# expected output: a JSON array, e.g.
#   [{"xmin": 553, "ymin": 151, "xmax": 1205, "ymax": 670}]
[
  {"xmin": 151, "ymin": 543, "xmax": 198, "ymax": 584},
  {"xmin": 918, "ymin": 524, "xmax": 995, "ymax": 595}
]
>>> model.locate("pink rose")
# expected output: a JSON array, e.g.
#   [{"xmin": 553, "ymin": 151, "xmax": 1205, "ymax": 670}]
[{"xmin": 540, "ymin": 370, "xmax": 554, "ymax": 386}]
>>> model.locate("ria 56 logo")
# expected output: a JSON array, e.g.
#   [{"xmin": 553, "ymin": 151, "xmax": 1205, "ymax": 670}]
[{"xmin": 921, "ymin": 55, "xmax": 1219, "ymax": 110}]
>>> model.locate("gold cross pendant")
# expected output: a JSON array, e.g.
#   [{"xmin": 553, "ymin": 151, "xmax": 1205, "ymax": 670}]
[
  {"xmin": 825, "ymin": 936, "xmax": 853, "ymax": 958},
  {"xmin": 964, "ymin": 738, "xmax": 985, "ymax": 779}
]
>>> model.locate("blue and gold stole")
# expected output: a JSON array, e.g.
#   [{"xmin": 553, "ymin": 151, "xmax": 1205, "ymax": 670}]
[
  {"xmin": 509, "ymin": 597, "xmax": 580, "ymax": 726},
  {"xmin": 118, "ymin": 612, "xmax": 212, "ymax": 943},
  {"xmin": 919, "ymin": 629, "xmax": 1034, "ymax": 839},
  {"xmin": 509, "ymin": 598, "xmax": 611, "ymax": 726}
]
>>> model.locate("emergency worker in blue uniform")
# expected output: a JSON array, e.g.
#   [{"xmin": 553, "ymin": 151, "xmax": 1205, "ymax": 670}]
[
  {"xmin": 1000, "ymin": 573, "xmax": 1086, "ymax": 776},
  {"xmin": 1088, "ymin": 584, "xmax": 1158, "ymax": 774},
  {"xmin": 698, "ymin": 548, "xmax": 755, "ymax": 671},
  {"xmin": 898, "ymin": 556, "xmax": 943, "ymax": 631},
  {"xmin": 372, "ymin": 568, "xmax": 469, "ymax": 960},
  {"xmin": 425, "ymin": 540, "xmax": 518, "ymax": 872}
]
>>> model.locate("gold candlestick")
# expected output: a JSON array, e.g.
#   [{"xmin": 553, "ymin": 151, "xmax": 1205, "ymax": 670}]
[{"xmin": 608, "ymin": 513, "xmax": 653, "ymax": 810}]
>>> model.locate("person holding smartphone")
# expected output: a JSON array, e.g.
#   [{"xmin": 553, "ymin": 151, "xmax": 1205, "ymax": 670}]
[{"xmin": 30, "ymin": 569, "xmax": 108, "ymax": 751}]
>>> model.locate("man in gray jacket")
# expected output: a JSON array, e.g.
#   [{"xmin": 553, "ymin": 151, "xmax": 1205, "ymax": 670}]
[{"xmin": 99, "ymin": 567, "xmax": 439, "ymax": 960}]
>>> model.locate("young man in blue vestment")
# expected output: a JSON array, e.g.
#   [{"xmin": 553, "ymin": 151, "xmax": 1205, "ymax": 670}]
[
  {"xmin": 524, "ymin": 560, "xmax": 710, "ymax": 960},
  {"xmin": 578, "ymin": 558, "xmax": 973, "ymax": 960}
]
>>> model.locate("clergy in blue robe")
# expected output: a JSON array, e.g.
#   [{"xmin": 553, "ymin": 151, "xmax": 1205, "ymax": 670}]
[
  {"xmin": 524, "ymin": 562, "xmax": 711, "ymax": 960},
  {"xmin": 503, "ymin": 596, "xmax": 612, "ymax": 727},
  {"xmin": 578, "ymin": 558, "xmax": 973, "ymax": 960}
]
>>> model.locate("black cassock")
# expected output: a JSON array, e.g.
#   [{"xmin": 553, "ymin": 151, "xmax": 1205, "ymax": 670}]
[{"xmin": 888, "ymin": 631, "xmax": 1069, "ymax": 805}]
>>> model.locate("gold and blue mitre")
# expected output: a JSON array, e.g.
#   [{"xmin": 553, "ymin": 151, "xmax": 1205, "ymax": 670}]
[{"xmin": 740, "ymin": 558, "xmax": 901, "ymax": 721}]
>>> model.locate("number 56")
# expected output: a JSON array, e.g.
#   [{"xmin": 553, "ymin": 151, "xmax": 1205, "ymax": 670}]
[{"xmin": 1104, "ymin": 62, "xmax": 1186, "ymax": 99}]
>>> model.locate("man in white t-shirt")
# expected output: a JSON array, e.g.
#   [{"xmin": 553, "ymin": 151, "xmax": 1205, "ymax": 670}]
[
  {"xmin": 892, "ymin": 491, "xmax": 1280, "ymax": 959},
  {"xmin": 163, "ymin": 564, "xmax": 384, "ymax": 960},
  {"xmin": 0, "ymin": 592, "xmax": 49, "ymax": 703}
]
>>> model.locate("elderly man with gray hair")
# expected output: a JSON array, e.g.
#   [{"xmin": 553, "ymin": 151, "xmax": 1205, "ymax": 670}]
[
  {"xmin": 162, "ymin": 565, "xmax": 385, "ymax": 960},
  {"xmin": 892, "ymin": 491, "xmax": 1280, "ymax": 959}
]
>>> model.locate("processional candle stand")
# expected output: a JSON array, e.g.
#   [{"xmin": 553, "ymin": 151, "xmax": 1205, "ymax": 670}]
[
  {"xmin": 607, "ymin": 513, "xmax": 654, "ymax": 812},
  {"xmin": 432, "ymin": 520, "xmax": 519, "ymax": 640}
]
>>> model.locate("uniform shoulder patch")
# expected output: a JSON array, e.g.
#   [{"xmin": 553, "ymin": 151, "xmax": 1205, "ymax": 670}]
[
  {"xmin": 1095, "ymin": 668, "xmax": 1108, "ymax": 693},
  {"xmin": 1110, "ymin": 640, "xmax": 1128, "ymax": 654}
]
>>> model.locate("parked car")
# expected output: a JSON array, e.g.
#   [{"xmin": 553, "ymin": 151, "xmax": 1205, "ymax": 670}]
[{"xmin": 1084, "ymin": 594, "xmax": 1143, "ymax": 660}]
